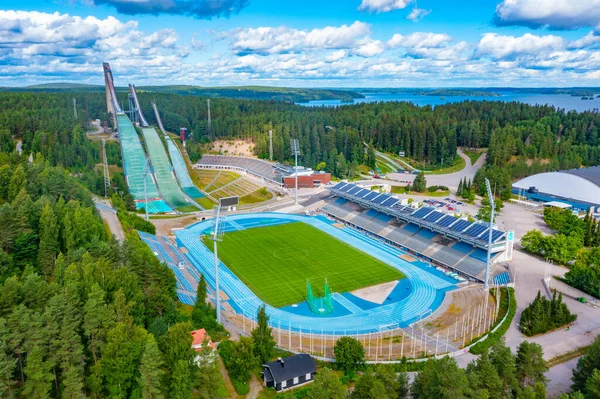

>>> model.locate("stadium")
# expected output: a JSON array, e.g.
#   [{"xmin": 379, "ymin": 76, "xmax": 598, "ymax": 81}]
[{"xmin": 105, "ymin": 63, "xmax": 515, "ymax": 358}]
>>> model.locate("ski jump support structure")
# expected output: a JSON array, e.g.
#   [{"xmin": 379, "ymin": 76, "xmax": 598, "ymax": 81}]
[
  {"xmin": 102, "ymin": 62, "xmax": 123, "ymax": 129},
  {"xmin": 128, "ymin": 84, "xmax": 149, "ymax": 127},
  {"xmin": 151, "ymin": 102, "xmax": 168, "ymax": 137}
]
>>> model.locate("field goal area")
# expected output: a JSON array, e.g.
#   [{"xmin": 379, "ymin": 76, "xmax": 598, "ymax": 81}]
[{"xmin": 202, "ymin": 221, "xmax": 405, "ymax": 308}]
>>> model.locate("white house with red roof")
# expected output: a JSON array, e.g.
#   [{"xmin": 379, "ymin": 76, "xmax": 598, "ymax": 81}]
[{"xmin": 191, "ymin": 328, "xmax": 216, "ymax": 365}]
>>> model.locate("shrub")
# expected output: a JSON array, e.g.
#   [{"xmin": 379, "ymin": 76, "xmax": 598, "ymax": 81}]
[{"xmin": 470, "ymin": 288, "xmax": 516, "ymax": 355}]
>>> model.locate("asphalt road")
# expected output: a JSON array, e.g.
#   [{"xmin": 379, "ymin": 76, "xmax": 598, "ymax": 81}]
[{"xmin": 93, "ymin": 198, "xmax": 125, "ymax": 242}]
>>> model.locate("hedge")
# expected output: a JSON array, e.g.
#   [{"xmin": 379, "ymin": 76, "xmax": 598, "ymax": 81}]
[{"xmin": 470, "ymin": 287, "xmax": 516, "ymax": 355}]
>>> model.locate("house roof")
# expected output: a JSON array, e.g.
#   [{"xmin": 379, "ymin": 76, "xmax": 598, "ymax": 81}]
[
  {"xmin": 191, "ymin": 329, "xmax": 215, "ymax": 351},
  {"xmin": 262, "ymin": 354, "xmax": 316, "ymax": 384}
]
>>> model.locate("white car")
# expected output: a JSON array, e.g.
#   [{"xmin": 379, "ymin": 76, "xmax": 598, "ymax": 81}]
[{"xmin": 178, "ymin": 262, "xmax": 186, "ymax": 270}]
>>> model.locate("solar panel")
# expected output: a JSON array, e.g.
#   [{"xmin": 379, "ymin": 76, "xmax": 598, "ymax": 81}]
[
  {"xmin": 333, "ymin": 182, "xmax": 347, "ymax": 190},
  {"xmin": 340, "ymin": 183, "xmax": 355, "ymax": 192},
  {"xmin": 363, "ymin": 191, "xmax": 379, "ymax": 201},
  {"xmin": 491, "ymin": 230, "xmax": 505, "ymax": 242},
  {"xmin": 424, "ymin": 211, "xmax": 444, "ymax": 223},
  {"xmin": 382, "ymin": 197, "xmax": 399, "ymax": 207},
  {"xmin": 437, "ymin": 215, "xmax": 457, "ymax": 227},
  {"xmin": 450, "ymin": 219, "xmax": 472, "ymax": 232},
  {"xmin": 355, "ymin": 189, "xmax": 371, "ymax": 198},
  {"xmin": 412, "ymin": 207, "xmax": 434, "ymax": 219},
  {"xmin": 373, "ymin": 194, "xmax": 390, "ymax": 204},
  {"xmin": 348, "ymin": 186, "xmax": 362, "ymax": 195},
  {"xmin": 465, "ymin": 224, "xmax": 488, "ymax": 237}
]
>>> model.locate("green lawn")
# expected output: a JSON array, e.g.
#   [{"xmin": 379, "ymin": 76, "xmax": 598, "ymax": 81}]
[
  {"xmin": 462, "ymin": 148, "xmax": 486, "ymax": 165},
  {"xmin": 203, "ymin": 222, "xmax": 405, "ymax": 308}
]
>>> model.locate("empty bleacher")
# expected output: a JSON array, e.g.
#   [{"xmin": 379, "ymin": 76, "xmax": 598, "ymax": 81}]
[{"xmin": 197, "ymin": 155, "xmax": 280, "ymax": 184}]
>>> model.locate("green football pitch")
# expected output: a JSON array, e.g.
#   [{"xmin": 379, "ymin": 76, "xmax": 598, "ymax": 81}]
[{"xmin": 202, "ymin": 222, "xmax": 405, "ymax": 308}]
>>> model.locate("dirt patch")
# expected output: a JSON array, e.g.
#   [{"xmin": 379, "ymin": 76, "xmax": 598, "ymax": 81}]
[
  {"xmin": 152, "ymin": 215, "xmax": 197, "ymax": 236},
  {"xmin": 332, "ymin": 223, "xmax": 345, "ymax": 228},
  {"xmin": 210, "ymin": 140, "xmax": 255, "ymax": 157},
  {"xmin": 351, "ymin": 280, "xmax": 399, "ymax": 304}
]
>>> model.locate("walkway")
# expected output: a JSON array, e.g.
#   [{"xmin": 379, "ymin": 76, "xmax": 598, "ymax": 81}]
[{"xmin": 93, "ymin": 198, "xmax": 125, "ymax": 242}]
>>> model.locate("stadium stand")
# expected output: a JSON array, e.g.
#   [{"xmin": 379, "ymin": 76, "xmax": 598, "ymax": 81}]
[
  {"xmin": 196, "ymin": 155, "xmax": 281, "ymax": 185},
  {"xmin": 331, "ymin": 182, "xmax": 507, "ymax": 249},
  {"xmin": 322, "ymin": 183, "xmax": 511, "ymax": 282}
]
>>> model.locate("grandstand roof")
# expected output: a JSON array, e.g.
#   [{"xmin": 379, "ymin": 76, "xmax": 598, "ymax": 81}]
[{"xmin": 513, "ymin": 168, "xmax": 600, "ymax": 206}]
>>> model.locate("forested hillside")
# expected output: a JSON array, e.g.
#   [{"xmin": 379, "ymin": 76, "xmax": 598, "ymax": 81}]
[{"xmin": 0, "ymin": 93, "xmax": 227, "ymax": 398}]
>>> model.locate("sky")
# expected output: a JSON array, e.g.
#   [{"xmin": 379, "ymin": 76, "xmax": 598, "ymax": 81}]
[{"xmin": 1, "ymin": 0, "xmax": 600, "ymax": 87}]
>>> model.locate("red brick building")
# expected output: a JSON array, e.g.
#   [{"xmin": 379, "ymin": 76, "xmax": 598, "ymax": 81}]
[{"xmin": 283, "ymin": 171, "xmax": 331, "ymax": 189}]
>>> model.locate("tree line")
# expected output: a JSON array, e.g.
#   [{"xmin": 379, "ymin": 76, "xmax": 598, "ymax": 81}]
[{"xmin": 519, "ymin": 291, "xmax": 577, "ymax": 336}]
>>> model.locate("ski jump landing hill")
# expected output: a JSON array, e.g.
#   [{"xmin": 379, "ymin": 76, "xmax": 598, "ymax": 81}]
[
  {"xmin": 103, "ymin": 63, "xmax": 203, "ymax": 213},
  {"xmin": 152, "ymin": 102, "xmax": 205, "ymax": 199}
]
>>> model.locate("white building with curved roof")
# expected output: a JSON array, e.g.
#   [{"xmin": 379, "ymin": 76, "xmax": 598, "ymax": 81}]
[{"xmin": 512, "ymin": 166, "xmax": 600, "ymax": 210}]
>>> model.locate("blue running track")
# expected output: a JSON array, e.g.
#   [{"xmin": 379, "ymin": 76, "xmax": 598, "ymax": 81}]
[{"xmin": 151, "ymin": 213, "xmax": 457, "ymax": 335}]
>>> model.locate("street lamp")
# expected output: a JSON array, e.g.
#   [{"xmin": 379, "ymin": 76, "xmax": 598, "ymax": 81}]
[
  {"xmin": 484, "ymin": 178, "xmax": 495, "ymax": 289},
  {"xmin": 291, "ymin": 139, "xmax": 300, "ymax": 205},
  {"xmin": 209, "ymin": 196, "xmax": 239, "ymax": 324}
]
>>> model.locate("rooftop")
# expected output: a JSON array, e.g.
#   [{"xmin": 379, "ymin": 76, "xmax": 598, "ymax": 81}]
[{"xmin": 262, "ymin": 354, "xmax": 316, "ymax": 384}]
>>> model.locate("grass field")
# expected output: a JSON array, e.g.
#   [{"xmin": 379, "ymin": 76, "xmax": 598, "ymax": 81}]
[{"xmin": 202, "ymin": 222, "xmax": 405, "ymax": 308}]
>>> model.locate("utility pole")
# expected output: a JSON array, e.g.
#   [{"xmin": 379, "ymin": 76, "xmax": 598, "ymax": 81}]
[
  {"xmin": 102, "ymin": 139, "xmax": 110, "ymax": 198},
  {"xmin": 484, "ymin": 178, "xmax": 495, "ymax": 289},
  {"xmin": 291, "ymin": 139, "xmax": 300, "ymax": 205}
]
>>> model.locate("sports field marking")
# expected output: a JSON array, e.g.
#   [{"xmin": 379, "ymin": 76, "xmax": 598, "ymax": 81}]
[{"xmin": 202, "ymin": 221, "xmax": 405, "ymax": 308}]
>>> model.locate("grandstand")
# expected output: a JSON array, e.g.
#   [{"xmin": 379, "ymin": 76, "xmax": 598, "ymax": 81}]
[
  {"xmin": 323, "ymin": 182, "xmax": 511, "ymax": 282},
  {"xmin": 195, "ymin": 155, "xmax": 284, "ymax": 186},
  {"xmin": 141, "ymin": 127, "xmax": 197, "ymax": 210}
]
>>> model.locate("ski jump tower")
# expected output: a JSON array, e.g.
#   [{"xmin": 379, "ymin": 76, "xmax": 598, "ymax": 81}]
[{"xmin": 102, "ymin": 62, "xmax": 123, "ymax": 129}]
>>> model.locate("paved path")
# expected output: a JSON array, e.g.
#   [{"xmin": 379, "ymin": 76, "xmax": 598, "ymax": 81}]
[
  {"xmin": 546, "ymin": 357, "xmax": 579, "ymax": 398},
  {"xmin": 93, "ymin": 198, "xmax": 125, "ymax": 242},
  {"xmin": 381, "ymin": 148, "xmax": 486, "ymax": 191}
]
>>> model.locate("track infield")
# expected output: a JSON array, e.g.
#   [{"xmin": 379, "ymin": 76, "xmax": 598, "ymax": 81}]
[{"xmin": 202, "ymin": 222, "xmax": 405, "ymax": 308}]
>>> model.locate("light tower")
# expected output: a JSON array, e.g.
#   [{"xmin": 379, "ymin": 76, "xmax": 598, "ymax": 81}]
[
  {"xmin": 209, "ymin": 196, "xmax": 239, "ymax": 323},
  {"xmin": 484, "ymin": 178, "xmax": 495, "ymax": 289},
  {"xmin": 269, "ymin": 130, "xmax": 273, "ymax": 161},
  {"xmin": 291, "ymin": 139, "xmax": 300, "ymax": 205},
  {"xmin": 142, "ymin": 158, "xmax": 151, "ymax": 221}
]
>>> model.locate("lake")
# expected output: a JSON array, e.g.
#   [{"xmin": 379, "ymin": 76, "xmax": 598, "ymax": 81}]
[{"xmin": 298, "ymin": 92, "xmax": 600, "ymax": 112}]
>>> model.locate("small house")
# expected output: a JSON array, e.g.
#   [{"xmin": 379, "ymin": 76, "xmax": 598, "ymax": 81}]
[
  {"xmin": 191, "ymin": 328, "xmax": 216, "ymax": 365},
  {"xmin": 261, "ymin": 354, "xmax": 317, "ymax": 391}
]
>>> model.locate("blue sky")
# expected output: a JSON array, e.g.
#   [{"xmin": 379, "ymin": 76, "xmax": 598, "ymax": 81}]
[{"xmin": 1, "ymin": 0, "xmax": 600, "ymax": 87}]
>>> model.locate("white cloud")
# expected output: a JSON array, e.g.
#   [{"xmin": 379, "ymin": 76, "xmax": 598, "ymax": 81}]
[
  {"xmin": 388, "ymin": 32, "xmax": 452, "ymax": 48},
  {"xmin": 229, "ymin": 21, "xmax": 373, "ymax": 55},
  {"xmin": 353, "ymin": 40, "xmax": 385, "ymax": 57},
  {"xmin": 387, "ymin": 32, "xmax": 466, "ymax": 60},
  {"xmin": 358, "ymin": 0, "xmax": 412, "ymax": 13},
  {"xmin": 407, "ymin": 7, "xmax": 431, "ymax": 22},
  {"xmin": 325, "ymin": 50, "xmax": 347, "ymax": 62},
  {"xmin": 569, "ymin": 31, "xmax": 600, "ymax": 49},
  {"xmin": 494, "ymin": 0, "xmax": 600, "ymax": 30},
  {"xmin": 475, "ymin": 33, "xmax": 564, "ymax": 60}
]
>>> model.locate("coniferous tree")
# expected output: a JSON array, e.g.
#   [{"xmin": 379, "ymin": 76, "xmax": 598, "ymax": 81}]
[
  {"xmin": 22, "ymin": 345, "xmax": 53, "ymax": 399},
  {"xmin": 170, "ymin": 360, "xmax": 193, "ymax": 399},
  {"xmin": 251, "ymin": 305, "xmax": 276, "ymax": 365},
  {"xmin": 84, "ymin": 284, "xmax": 115, "ymax": 365},
  {"xmin": 0, "ymin": 318, "xmax": 16, "ymax": 399},
  {"xmin": 38, "ymin": 204, "xmax": 59, "ymax": 277},
  {"xmin": 138, "ymin": 336, "xmax": 165, "ymax": 399}
]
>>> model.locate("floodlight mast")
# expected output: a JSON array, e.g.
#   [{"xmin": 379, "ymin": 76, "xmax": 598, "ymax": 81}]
[
  {"xmin": 484, "ymin": 178, "xmax": 495, "ymax": 289},
  {"xmin": 291, "ymin": 139, "xmax": 300, "ymax": 205},
  {"xmin": 143, "ymin": 158, "xmax": 150, "ymax": 221},
  {"xmin": 210, "ymin": 196, "xmax": 238, "ymax": 324}
]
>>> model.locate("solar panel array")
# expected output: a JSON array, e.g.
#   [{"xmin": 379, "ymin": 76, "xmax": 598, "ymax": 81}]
[{"xmin": 331, "ymin": 182, "xmax": 507, "ymax": 244}]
